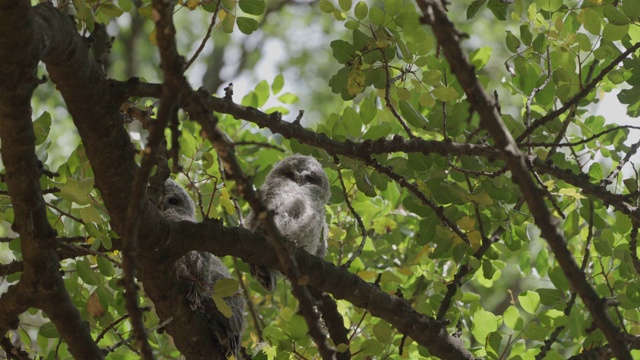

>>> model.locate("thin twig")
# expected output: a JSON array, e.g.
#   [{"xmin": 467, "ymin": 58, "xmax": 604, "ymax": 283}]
[
  {"xmin": 183, "ymin": 0, "xmax": 223, "ymax": 72},
  {"xmin": 334, "ymin": 156, "xmax": 368, "ymax": 269},
  {"xmin": 601, "ymin": 141, "xmax": 640, "ymax": 187},
  {"xmin": 232, "ymin": 257, "xmax": 263, "ymax": 341},
  {"xmin": 365, "ymin": 157, "xmax": 470, "ymax": 245},
  {"xmin": 105, "ymin": 317, "xmax": 173, "ymax": 354},
  {"xmin": 526, "ymin": 160, "xmax": 565, "ymax": 219},
  {"xmin": 95, "ymin": 306, "xmax": 153, "ymax": 344},
  {"xmin": 524, "ymin": 46, "xmax": 551, "ymax": 154},
  {"xmin": 517, "ymin": 42, "xmax": 640, "ymax": 142},
  {"xmin": 521, "ymin": 125, "xmax": 640, "ymax": 148},
  {"xmin": 546, "ymin": 60, "xmax": 599, "ymax": 160},
  {"xmin": 46, "ymin": 202, "xmax": 85, "ymax": 224},
  {"xmin": 377, "ymin": 44, "xmax": 415, "ymax": 138},
  {"xmin": 234, "ymin": 141, "xmax": 286, "ymax": 152}
]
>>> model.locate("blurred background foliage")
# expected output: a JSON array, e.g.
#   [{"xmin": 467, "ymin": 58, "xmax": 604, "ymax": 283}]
[{"xmin": 1, "ymin": 0, "xmax": 640, "ymax": 358}]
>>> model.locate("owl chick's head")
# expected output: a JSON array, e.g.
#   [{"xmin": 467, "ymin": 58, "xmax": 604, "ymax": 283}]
[
  {"xmin": 266, "ymin": 154, "xmax": 331, "ymax": 204},
  {"xmin": 158, "ymin": 178, "xmax": 196, "ymax": 221}
]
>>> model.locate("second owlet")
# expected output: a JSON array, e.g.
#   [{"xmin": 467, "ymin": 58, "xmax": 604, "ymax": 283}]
[
  {"xmin": 158, "ymin": 179, "xmax": 245, "ymax": 359},
  {"xmin": 246, "ymin": 154, "xmax": 331, "ymax": 291}
]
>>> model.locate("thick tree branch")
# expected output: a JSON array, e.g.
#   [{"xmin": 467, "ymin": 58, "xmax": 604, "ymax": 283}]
[
  {"xmin": 31, "ymin": 5, "xmax": 229, "ymax": 359},
  {"xmin": 167, "ymin": 220, "xmax": 475, "ymax": 360},
  {"xmin": 0, "ymin": 3, "xmax": 104, "ymax": 358},
  {"xmin": 418, "ymin": 0, "xmax": 631, "ymax": 358}
]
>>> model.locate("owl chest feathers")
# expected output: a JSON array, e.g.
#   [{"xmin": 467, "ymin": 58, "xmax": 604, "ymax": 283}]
[{"xmin": 260, "ymin": 182, "xmax": 327, "ymax": 257}]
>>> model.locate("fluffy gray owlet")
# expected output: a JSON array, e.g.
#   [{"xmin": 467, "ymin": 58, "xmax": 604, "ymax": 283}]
[
  {"xmin": 158, "ymin": 179, "xmax": 245, "ymax": 359},
  {"xmin": 246, "ymin": 154, "xmax": 331, "ymax": 291}
]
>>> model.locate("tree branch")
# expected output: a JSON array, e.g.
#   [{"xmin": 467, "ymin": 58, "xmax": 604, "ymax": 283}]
[{"xmin": 0, "ymin": 3, "xmax": 105, "ymax": 358}]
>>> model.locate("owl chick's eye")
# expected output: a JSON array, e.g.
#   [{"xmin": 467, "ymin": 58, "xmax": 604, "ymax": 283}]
[
  {"xmin": 283, "ymin": 170, "xmax": 295, "ymax": 180},
  {"xmin": 304, "ymin": 174, "xmax": 320, "ymax": 185},
  {"xmin": 168, "ymin": 197, "xmax": 180, "ymax": 205}
]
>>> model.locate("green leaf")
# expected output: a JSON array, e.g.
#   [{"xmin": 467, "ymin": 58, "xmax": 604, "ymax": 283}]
[
  {"xmin": 138, "ymin": 3, "xmax": 152, "ymax": 19},
  {"xmin": 604, "ymin": 5, "xmax": 629, "ymax": 25},
  {"xmin": 96, "ymin": 256, "xmax": 115, "ymax": 277},
  {"xmin": 33, "ymin": 112, "xmax": 51, "ymax": 146},
  {"xmin": 523, "ymin": 322, "xmax": 549, "ymax": 341},
  {"xmin": 384, "ymin": 0, "xmax": 401, "ymax": 16},
  {"xmin": 271, "ymin": 74, "xmax": 285, "ymax": 95},
  {"xmin": 505, "ymin": 31, "xmax": 521, "ymax": 53},
  {"xmin": 535, "ymin": 0, "xmax": 562, "ymax": 12},
  {"xmin": 342, "ymin": 106, "xmax": 362, "ymax": 136},
  {"xmin": 398, "ymin": 100, "xmax": 428, "ymax": 128},
  {"xmin": 277, "ymin": 93, "xmax": 299, "ymax": 104},
  {"xmin": 359, "ymin": 97, "xmax": 377, "ymax": 125},
  {"xmin": 39, "ymin": 322, "xmax": 60, "ymax": 339},
  {"xmin": 532, "ymin": 33, "xmax": 548, "ymax": 53},
  {"xmin": 338, "ymin": 0, "xmax": 351, "ymax": 11},
  {"xmin": 369, "ymin": 7, "xmax": 385, "ymax": 25},
  {"xmin": 624, "ymin": 178, "xmax": 638, "ymax": 193},
  {"xmin": 60, "ymin": 177, "xmax": 95, "ymax": 206},
  {"xmin": 518, "ymin": 290, "xmax": 541, "ymax": 314},
  {"xmin": 358, "ymin": 338, "xmax": 385, "ymax": 356},
  {"xmin": 287, "ymin": 315, "xmax": 308, "ymax": 341},
  {"xmin": 503, "ymin": 306, "xmax": 523, "ymax": 330},
  {"xmin": 487, "ymin": 0, "xmax": 507, "ymax": 20},
  {"xmin": 80, "ymin": 206, "xmax": 102, "ymax": 223},
  {"xmin": 76, "ymin": 259, "xmax": 101, "ymax": 286},
  {"xmin": 582, "ymin": 8, "xmax": 601, "ymax": 35},
  {"xmin": 319, "ymin": 0, "xmax": 335, "ymax": 13},
  {"xmin": 536, "ymin": 288, "xmax": 564, "ymax": 306},
  {"xmin": 100, "ymin": 4, "xmax": 124, "ymax": 17},
  {"xmin": 236, "ymin": 16, "xmax": 258, "ymax": 34},
  {"xmin": 548, "ymin": 266, "xmax": 570, "ymax": 291},
  {"xmin": 239, "ymin": 0, "xmax": 265, "ymax": 15},
  {"xmin": 520, "ymin": 25, "xmax": 532, "ymax": 45},
  {"xmin": 362, "ymin": 123, "xmax": 391, "ymax": 140},
  {"xmin": 354, "ymin": 1, "xmax": 368, "ymax": 20},
  {"xmin": 603, "ymin": 23, "xmax": 629, "ymax": 41},
  {"xmin": 622, "ymin": 0, "xmax": 640, "ymax": 18},
  {"xmin": 472, "ymin": 310, "xmax": 498, "ymax": 342},
  {"xmin": 588, "ymin": 162, "xmax": 604, "ymax": 181},
  {"xmin": 540, "ymin": 309, "xmax": 569, "ymax": 328},
  {"xmin": 213, "ymin": 278, "xmax": 240, "ymax": 297},
  {"xmin": 467, "ymin": 0, "xmax": 487, "ymax": 19},
  {"xmin": 372, "ymin": 321, "xmax": 392, "ymax": 342},
  {"xmin": 222, "ymin": 13, "xmax": 236, "ymax": 33},
  {"xmin": 212, "ymin": 294, "xmax": 234, "ymax": 318},
  {"xmin": 469, "ymin": 46, "xmax": 492, "ymax": 70},
  {"xmin": 222, "ymin": 0, "xmax": 236, "ymax": 9},
  {"xmin": 330, "ymin": 40, "xmax": 355, "ymax": 64},
  {"xmin": 431, "ymin": 87, "xmax": 459, "ymax": 101}
]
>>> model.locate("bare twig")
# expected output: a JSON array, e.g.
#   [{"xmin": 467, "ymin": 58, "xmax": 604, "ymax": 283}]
[
  {"xmin": 601, "ymin": 141, "xmax": 640, "ymax": 187},
  {"xmin": 334, "ymin": 156, "xmax": 368, "ymax": 269},
  {"xmin": 182, "ymin": 0, "xmax": 223, "ymax": 72},
  {"xmin": 95, "ymin": 306, "xmax": 153, "ymax": 344},
  {"xmin": 378, "ymin": 45, "xmax": 415, "ymax": 138}
]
